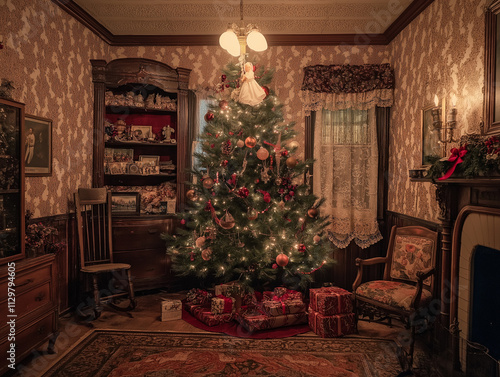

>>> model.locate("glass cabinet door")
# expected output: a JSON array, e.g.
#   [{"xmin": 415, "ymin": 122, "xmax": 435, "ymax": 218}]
[{"xmin": 0, "ymin": 98, "xmax": 25, "ymax": 263}]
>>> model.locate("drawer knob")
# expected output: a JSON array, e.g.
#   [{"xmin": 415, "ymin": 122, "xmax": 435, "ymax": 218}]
[
  {"xmin": 130, "ymin": 230, "xmax": 134, "ymax": 234},
  {"xmin": 35, "ymin": 292, "xmax": 45, "ymax": 301}
]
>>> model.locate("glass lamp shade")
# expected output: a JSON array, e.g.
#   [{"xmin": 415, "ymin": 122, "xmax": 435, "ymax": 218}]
[
  {"xmin": 219, "ymin": 29, "xmax": 240, "ymax": 53},
  {"xmin": 226, "ymin": 41, "xmax": 241, "ymax": 57},
  {"xmin": 247, "ymin": 30, "xmax": 268, "ymax": 52}
]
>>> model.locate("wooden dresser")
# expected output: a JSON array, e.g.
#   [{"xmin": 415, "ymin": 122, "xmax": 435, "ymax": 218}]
[
  {"xmin": 112, "ymin": 216, "xmax": 177, "ymax": 291},
  {"xmin": 0, "ymin": 254, "xmax": 58, "ymax": 375}
]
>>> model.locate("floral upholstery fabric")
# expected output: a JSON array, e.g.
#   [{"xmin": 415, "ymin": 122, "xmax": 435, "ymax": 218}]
[
  {"xmin": 355, "ymin": 280, "xmax": 432, "ymax": 312},
  {"xmin": 390, "ymin": 235, "xmax": 434, "ymax": 285}
]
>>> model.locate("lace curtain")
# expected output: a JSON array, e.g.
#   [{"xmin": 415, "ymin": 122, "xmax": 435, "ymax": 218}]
[
  {"xmin": 302, "ymin": 64, "xmax": 394, "ymax": 249},
  {"xmin": 313, "ymin": 108, "xmax": 382, "ymax": 248}
]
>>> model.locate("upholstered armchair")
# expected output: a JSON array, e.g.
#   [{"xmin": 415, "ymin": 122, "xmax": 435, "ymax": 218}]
[{"xmin": 352, "ymin": 225, "xmax": 438, "ymax": 368}]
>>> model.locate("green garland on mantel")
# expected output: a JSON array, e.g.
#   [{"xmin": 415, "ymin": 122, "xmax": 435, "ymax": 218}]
[{"xmin": 425, "ymin": 134, "xmax": 500, "ymax": 179}]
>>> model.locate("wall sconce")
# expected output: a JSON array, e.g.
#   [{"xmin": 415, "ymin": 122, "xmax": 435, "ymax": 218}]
[{"xmin": 431, "ymin": 94, "xmax": 458, "ymax": 155}]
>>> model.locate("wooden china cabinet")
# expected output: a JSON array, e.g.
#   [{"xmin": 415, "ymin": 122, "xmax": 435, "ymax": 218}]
[{"xmin": 91, "ymin": 58, "xmax": 192, "ymax": 290}]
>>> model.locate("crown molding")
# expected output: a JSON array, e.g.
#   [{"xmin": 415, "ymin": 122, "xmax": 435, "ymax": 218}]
[
  {"xmin": 384, "ymin": 0, "xmax": 435, "ymax": 43},
  {"xmin": 53, "ymin": 0, "xmax": 433, "ymax": 47}
]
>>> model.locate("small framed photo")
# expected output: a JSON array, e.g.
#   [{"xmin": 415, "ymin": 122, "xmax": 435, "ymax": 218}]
[
  {"xmin": 421, "ymin": 105, "xmax": 442, "ymax": 166},
  {"xmin": 109, "ymin": 162, "xmax": 124, "ymax": 175},
  {"xmin": 111, "ymin": 192, "xmax": 140, "ymax": 215},
  {"xmin": 112, "ymin": 148, "xmax": 134, "ymax": 162},
  {"xmin": 139, "ymin": 155, "xmax": 160, "ymax": 165},
  {"xmin": 25, "ymin": 115, "xmax": 52, "ymax": 176},
  {"xmin": 131, "ymin": 125, "xmax": 152, "ymax": 140}
]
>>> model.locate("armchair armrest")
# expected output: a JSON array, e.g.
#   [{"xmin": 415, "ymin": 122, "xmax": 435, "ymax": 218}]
[
  {"xmin": 352, "ymin": 256, "xmax": 389, "ymax": 292},
  {"xmin": 411, "ymin": 267, "xmax": 436, "ymax": 310}
]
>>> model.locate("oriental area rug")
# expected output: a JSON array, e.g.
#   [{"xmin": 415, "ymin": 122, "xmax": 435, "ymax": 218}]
[{"xmin": 40, "ymin": 330, "xmax": 405, "ymax": 377}]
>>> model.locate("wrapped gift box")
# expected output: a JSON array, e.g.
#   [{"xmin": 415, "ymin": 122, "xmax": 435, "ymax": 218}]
[
  {"xmin": 214, "ymin": 281, "xmax": 243, "ymax": 297},
  {"xmin": 161, "ymin": 299, "xmax": 182, "ymax": 321},
  {"xmin": 261, "ymin": 299, "xmax": 306, "ymax": 317},
  {"xmin": 237, "ymin": 308, "xmax": 307, "ymax": 332},
  {"xmin": 308, "ymin": 308, "xmax": 356, "ymax": 338},
  {"xmin": 211, "ymin": 295, "xmax": 235, "ymax": 314},
  {"xmin": 309, "ymin": 287, "xmax": 353, "ymax": 316},
  {"xmin": 263, "ymin": 288, "xmax": 303, "ymax": 302},
  {"xmin": 185, "ymin": 302, "xmax": 235, "ymax": 327},
  {"xmin": 186, "ymin": 288, "xmax": 213, "ymax": 306}
]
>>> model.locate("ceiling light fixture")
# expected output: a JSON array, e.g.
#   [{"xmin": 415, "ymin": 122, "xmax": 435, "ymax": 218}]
[{"xmin": 219, "ymin": 0, "xmax": 268, "ymax": 58}]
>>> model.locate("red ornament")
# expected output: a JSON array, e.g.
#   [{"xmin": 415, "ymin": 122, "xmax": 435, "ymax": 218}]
[
  {"xmin": 262, "ymin": 86, "xmax": 269, "ymax": 97},
  {"xmin": 201, "ymin": 248, "xmax": 212, "ymax": 261},
  {"xmin": 272, "ymin": 263, "xmax": 278, "ymax": 269},
  {"xmin": 298, "ymin": 244, "xmax": 306, "ymax": 253},
  {"xmin": 204, "ymin": 111, "xmax": 214, "ymax": 122},
  {"xmin": 221, "ymin": 74, "xmax": 227, "ymax": 82},
  {"xmin": 219, "ymin": 100, "xmax": 229, "ymax": 110},
  {"xmin": 276, "ymin": 253, "xmax": 289, "ymax": 267},
  {"xmin": 281, "ymin": 150, "xmax": 288, "ymax": 157},
  {"xmin": 237, "ymin": 187, "xmax": 249, "ymax": 198},
  {"xmin": 180, "ymin": 219, "xmax": 186, "ymax": 225}
]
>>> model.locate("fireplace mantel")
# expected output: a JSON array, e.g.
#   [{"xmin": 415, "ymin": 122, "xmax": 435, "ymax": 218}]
[{"xmin": 411, "ymin": 177, "xmax": 500, "ymax": 328}]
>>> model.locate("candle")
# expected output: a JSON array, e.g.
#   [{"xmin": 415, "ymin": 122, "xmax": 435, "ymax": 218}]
[{"xmin": 434, "ymin": 94, "xmax": 439, "ymax": 107}]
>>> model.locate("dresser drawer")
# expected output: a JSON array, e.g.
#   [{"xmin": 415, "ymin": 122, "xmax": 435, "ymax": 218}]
[
  {"xmin": 0, "ymin": 264, "xmax": 51, "ymax": 296},
  {"xmin": 0, "ymin": 282, "xmax": 52, "ymax": 322},
  {"xmin": 0, "ymin": 310, "xmax": 57, "ymax": 372}
]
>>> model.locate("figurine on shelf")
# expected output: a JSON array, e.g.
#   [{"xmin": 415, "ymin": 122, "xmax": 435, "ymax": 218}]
[
  {"xmin": 162, "ymin": 125, "xmax": 174, "ymax": 143},
  {"xmin": 238, "ymin": 62, "xmax": 266, "ymax": 106}
]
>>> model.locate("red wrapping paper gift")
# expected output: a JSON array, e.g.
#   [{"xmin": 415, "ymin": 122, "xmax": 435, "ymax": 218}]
[
  {"xmin": 184, "ymin": 302, "xmax": 235, "ymax": 326},
  {"xmin": 261, "ymin": 299, "xmax": 306, "ymax": 317},
  {"xmin": 263, "ymin": 288, "xmax": 303, "ymax": 302},
  {"xmin": 237, "ymin": 307, "xmax": 307, "ymax": 332},
  {"xmin": 308, "ymin": 308, "xmax": 356, "ymax": 338},
  {"xmin": 309, "ymin": 287, "xmax": 353, "ymax": 316}
]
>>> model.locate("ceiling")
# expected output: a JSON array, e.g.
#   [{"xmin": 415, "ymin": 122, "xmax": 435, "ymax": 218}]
[
  {"xmin": 71, "ymin": 0, "xmax": 413, "ymax": 36},
  {"xmin": 54, "ymin": 0, "xmax": 433, "ymax": 45}
]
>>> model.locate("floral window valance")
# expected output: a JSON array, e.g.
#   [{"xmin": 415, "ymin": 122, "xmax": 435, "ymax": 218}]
[{"xmin": 299, "ymin": 63, "xmax": 395, "ymax": 114}]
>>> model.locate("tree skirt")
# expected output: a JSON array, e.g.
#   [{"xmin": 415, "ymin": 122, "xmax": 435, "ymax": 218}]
[
  {"xmin": 182, "ymin": 306, "xmax": 311, "ymax": 339},
  {"xmin": 40, "ymin": 330, "xmax": 404, "ymax": 377}
]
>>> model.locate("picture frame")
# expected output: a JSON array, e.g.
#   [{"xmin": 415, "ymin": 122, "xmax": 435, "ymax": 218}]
[
  {"xmin": 131, "ymin": 125, "xmax": 152, "ymax": 140},
  {"xmin": 421, "ymin": 105, "xmax": 442, "ymax": 166},
  {"xmin": 111, "ymin": 192, "xmax": 140, "ymax": 215},
  {"xmin": 24, "ymin": 115, "xmax": 52, "ymax": 176},
  {"xmin": 139, "ymin": 155, "xmax": 160, "ymax": 166}
]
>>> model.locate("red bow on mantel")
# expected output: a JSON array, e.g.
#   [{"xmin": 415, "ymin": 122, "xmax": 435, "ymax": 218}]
[{"xmin": 438, "ymin": 146, "xmax": 468, "ymax": 181}]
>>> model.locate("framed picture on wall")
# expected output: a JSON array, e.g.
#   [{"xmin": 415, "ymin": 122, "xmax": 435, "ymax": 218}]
[
  {"xmin": 24, "ymin": 115, "xmax": 52, "ymax": 176},
  {"xmin": 421, "ymin": 105, "xmax": 442, "ymax": 166},
  {"xmin": 111, "ymin": 192, "xmax": 140, "ymax": 215}
]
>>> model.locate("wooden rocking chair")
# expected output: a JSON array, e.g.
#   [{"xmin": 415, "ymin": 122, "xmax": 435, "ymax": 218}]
[{"xmin": 74, "ymin": 188, "xmax": 136, "ymax": 320}]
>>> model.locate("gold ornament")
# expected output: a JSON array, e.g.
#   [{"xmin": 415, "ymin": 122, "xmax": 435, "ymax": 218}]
[
  {"xmin": 247, "ymin": 208, "xmax": 258, "ymax": 220},
  {"xmin": 236, "ymin": 139, "xmax": 245, "ymax": 148},
  {"xmin": 313, "ymin": 235, "xmax": 321, "ymax": 244},
  {"xmin": 219, "ymin": 211, "xmax": 235, "ymax": 229},
  {"xmin": 203, "ymin": 177, "xmax": 214, "ymax": 189},
  {"xmin": 195, "ymin": 236, "xmax": 206, "ymax": 248},
  {"xmin": 307, "ymin": 208, "xmax": 319, "ymax": 218},
  {"xmin": 288, "ymin": 141, "xmax": 300, "ymax": 150},
  {"xmin": 186, "ymin": 189, "xmax": 197, "ymax": 201},
  {"xmin": 276, "ymin": 253, "xmax": 289, "ymax": 267},
  {"xmin": 256, "ymin": 147, "xmax": 269, "ymax": 160},
  {"xmin": 201, "ymin": 247, "xmax": 212, "ymax": 261},
  {"xmin": 245, "ymin": 136, "xmax": 257, "ymax": 148},
  {"xmin": 286, "ymin": 157, "xmax": 298, "ymax": 168}
]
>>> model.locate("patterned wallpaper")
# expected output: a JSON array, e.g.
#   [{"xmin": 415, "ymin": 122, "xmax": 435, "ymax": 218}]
[
  {"xmin": 387, "ymin": 0, "xmax": 486, "ymax": 222},
  {"xmin": 0, "ymin": 0, "xmax": 487, "ymax": 223},
  {"xmin": 0, "ymin": 0, "xmax": 108, "ymax": 218}
]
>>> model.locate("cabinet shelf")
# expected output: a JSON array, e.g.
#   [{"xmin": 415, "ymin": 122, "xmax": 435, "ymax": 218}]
[
  {"xmin": 105, "ymin": 141, "xmax": 177, "ymax": 148},
  {"xmin": 106, "ymin": 105, "xmax": 176, "ymax": 116},
  {"xmin": 104, "ymin": 173, "xmax": 176, "ymax": 186},
  {"xmin": 0, "ymin": 189, "xmax": 20, "ymax": 194}
]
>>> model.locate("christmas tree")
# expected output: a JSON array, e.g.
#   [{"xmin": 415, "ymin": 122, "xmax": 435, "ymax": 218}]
[{"xmin": 166, "ymin": 61, "xmax": 334, "ymax": 292}]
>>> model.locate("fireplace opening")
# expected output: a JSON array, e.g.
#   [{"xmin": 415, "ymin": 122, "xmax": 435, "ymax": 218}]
[{"xmin": 470, "ymin": 245, "xmax": 500, "ymax": 361}]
